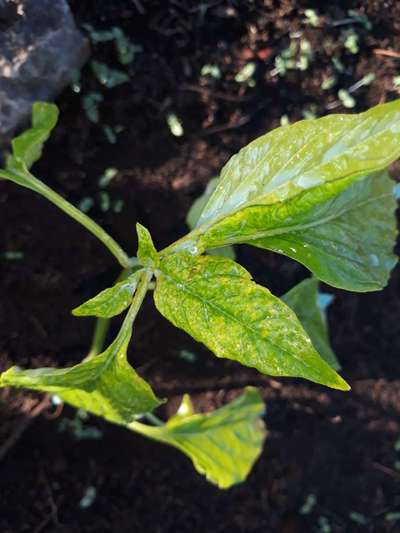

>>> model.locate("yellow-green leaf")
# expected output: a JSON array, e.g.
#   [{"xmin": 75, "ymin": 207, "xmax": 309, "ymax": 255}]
[
  {"xmin": 197, "ymin": 101, "xmax": 400, "ymax": 228},
  {"xmin": 199, "ymin": 172, "xmax": 398, "ymax": 291},
  {"xmin": 7, "ymin": 102, "xmax": 59, "ymax": 172},
  {"xmin": 137, "ymin": 223, "xmax": 159, "ymax": 268},
  {"xmin": 0, "ymin": 317, "xmax": 162, "ymax": 425},
  {"xmin": 130, "ymin": 387, "xmax": 266, "ymax": 489},
  {"xmin": 72, "ymin": 270, "xmax": 143, "ymax": 318},
  {"xmin": 154, "ymin": 252, "xmax": 349, "ymax": 390}
]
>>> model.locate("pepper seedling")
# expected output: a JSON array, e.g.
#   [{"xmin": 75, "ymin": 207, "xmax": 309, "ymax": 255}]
[{"xmin": 0, "ymin": 101, "xmax": 399, "ymax": 488}]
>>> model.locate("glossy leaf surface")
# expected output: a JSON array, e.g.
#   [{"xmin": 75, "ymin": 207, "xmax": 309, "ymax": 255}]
[
  {"xmin": 131, "ymin": 387, "xmax": 266, "ymax": 489},
  {"xmin": 199, "ymin": 172, "xmax": 398, "ymax": 291},
  {"xmin": 137, "ymin": 223, "xmax": 159, "ymax": 268},
  {"xmin": 186, "ymin": 177, "xmax": 235, "ymax": 260},
  {"xmin": 73, "ymin": 270, "xmax": 143, "ymax": 318},
  {"xmin": 197, "ymin": 100, "xmax": 400, "ymax": 228},
  {"xmin": 283, "ymin": 278, "xmax": 340, "ymax": 370},
  {"xmin": 0, "ymin": 318, "xmax": 162, "ymax": 425},
  {"xmin": 154, "ymin": 252, "xmax": 349, "ymax": 390}
]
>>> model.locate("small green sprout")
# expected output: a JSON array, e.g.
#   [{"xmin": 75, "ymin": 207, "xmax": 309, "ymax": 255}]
[
  {"xmin": 393, "ymin": 76, "xmax": 400, "ymax": 92},
  {"xmin": 99, "ymin": 191, "xmax": 111, "ymax": 212},
  {"xmin": 332, "ymin": 56, "xmax": 345, "ymax": 73},
  {"xmin": 280, "ymin": 114, "xmax": 290, "ymax": 126},
  {"xmin": 98, "ymin": 168, "xmax": 118, "ymax": 188},
  {"xmin": 385, "ymin": 512, "xmax": 400, "ymax": 522},
  {"xmin": 83, "ymin": 24, "xmax": 142, "ymax": 65},
  {"xmin": 303, "ymin": 9, "xmax": 320, "ymax": 27},
  {"xmin": 302, "ymin": 105, "xmax": 318, "ymax": 119},
  {"xmin": 179, "ymin": 349, "xmax": 197, "ymax": 362},
  {"xmin": 91, "ymin": 61, "xmax": 130, "ymax": 89},
  {"xmin": 318, "ymin": 516, "xmax": 331, "ymax": 533},
  {"xmin": 82, "ymin": 92, "xmax": 104, "ymax": 123},
  {"xmin": 338, "ymin": 89, "xmax": 356, "ymax": 108},
  {"xmin": 77, "ymin": 197, "xmax": 95, "ymax": 213},
  {"xmin": 235, "ymin": 62, "xmax": 256, "ymax": 83},
  {"xmin": 342, "ymin": 29, "xmax": 360, "ymax": 54},
  {"xmin": 347, "ymin": 9, "xmax": 372, "ymax": 31},
  {"xmin": 299, "ymin": 493, "xmax": 317, "ymax": 515},
  {"xmin": 2, "ymin": 251, "xmax": 24, "ymax": 260},
  {"xmin": 349, "ymin": 511, "xmax": 369, "ymax": 525},
  {"xmin": 321, "ymin": 76, "xmax": 337, "ymax": 91},
  {"xmin": 167, "ymin": 113, "xmax": 184, "ymax": 137},
  {"xmin": 79, "ymin": 486, "xmax": 97, "ymax": 509},
  {"xmin": 201, "ymin": 64, "xmax": 221, "ymax": 79},
  {"xmin": 103, "ymin": 125, "xmax": 117, "ymax": 144}
]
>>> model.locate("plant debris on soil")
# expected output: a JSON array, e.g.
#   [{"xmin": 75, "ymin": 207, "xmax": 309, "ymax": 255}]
[{"xmin": 1, "ymin": 1, "xmax": 400, "ymax": 532}]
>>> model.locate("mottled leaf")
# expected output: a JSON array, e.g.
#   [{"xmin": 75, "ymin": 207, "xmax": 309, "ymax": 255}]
[
  {"xmin": 199, "ymin": 172, "xmax": 398, "ymax": 291},
  {"xmin": 73, "ymin": 270, "xmax": 143, "ymax": 318},
  {"xmin": 197, "ymin": 101, "xmax": 400, "ymax": 228},
  {"xmin": 137, "ymin": 223, "xmax": 159, "ymax": 268},
  {"xmin": 7, "ymin": 102, "xmax": 59, "ymax": 171},
  {"xmin": 283, "ymin": 278, "xmax": 340, "ymax": 370},
  {"xmin": 130, "ymin": 387, "xmax": 266, "ymax": 489},
  {"xmin": 0, "ymin": 314, "xmax": 162, "ymax": 424},
  {"xmin": 154, "ymin": 252, "xmax": 349, "ymax": 390}
]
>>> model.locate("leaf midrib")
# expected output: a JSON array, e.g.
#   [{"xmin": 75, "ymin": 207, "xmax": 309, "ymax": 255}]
[{"xmin": 158, "ymin": 267, "xmax": 326, "ymax": 380}]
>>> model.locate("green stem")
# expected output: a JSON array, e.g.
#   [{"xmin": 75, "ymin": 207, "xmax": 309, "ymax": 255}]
[
  {"xmin": 0, "ymin": 169, "xmax": 131, "ymax": 268},
  {"xmin": 87, "ymin": 317, "xmax": 110, "ymax": 358},
  {"xmin": 87, "ymin": 267, "xmax": 137, "ymax": 358},
  {"xmin": 143, "ymin": 412, "xmax": 163, "ymax": 426},
  {"xmin": 121, "ymin": 269, "xmax": 153, "ymax": 335}
]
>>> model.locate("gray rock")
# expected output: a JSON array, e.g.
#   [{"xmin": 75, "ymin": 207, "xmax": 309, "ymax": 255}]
[{"xmin": 0, "ymin": 0, "xmax": 89, "ymax": 145}]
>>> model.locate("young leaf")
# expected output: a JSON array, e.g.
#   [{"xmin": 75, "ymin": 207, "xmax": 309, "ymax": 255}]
[
  {"xmin": 73, "ymin": 270, "xmax": 143, "ymax": 318},
  {"xmin": 199, "ymin": 172, "xmax": 398, "ymax": 291},
  {"xmin": 7, "ymin": 102, "xmax": 59, "ymax": 171},
  {"xmin": 130, "ymin": 387, "xmax": 266, "ymax": 489},
  {"xmin": 0, "ymin": 316, "xmax": 162, "ymax": 425},
  {"xmin": 283, "ymin": 278, "xmax": 340, "ymax": 370},
  {"xmin": 137, "ymin": 223, "xmax": 159, "ymax": 268},
  {"xmin": 197, "ymin": 101, "xmax": 400, "ymax": 228},
  {"xmin": 154, "ymin": 252, "xmax": 349, "ymax": 390}
]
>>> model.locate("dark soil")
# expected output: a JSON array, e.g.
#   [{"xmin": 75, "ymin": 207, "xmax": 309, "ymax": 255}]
[{"xmin": 1, "ymin": 1, "xmax": 400, "ymax": 532}]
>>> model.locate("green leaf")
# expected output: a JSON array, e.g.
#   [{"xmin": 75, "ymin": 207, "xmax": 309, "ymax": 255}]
[
  {"xmin": 0, "ymin": 315, "xmax": 162, "ymax": 425},
  {"xmin": 7, "ymin": 102, "xmax": 59, "ymax": 171},
  {"xmin": 197, "ymin": 101, "xmax": 400, "ymax": 228},
  {"xmin": 72, "ymin": 270, "xmax": 143, "ymax": 318},
  {"xmin": 187, "ymin": 102, "xmax": 400, "ymax": 290},
  {"xmin": 154, "ymin": 252, "xmax": 349, "ymax": 390},
  {"xmin": 137, "ymin": 223, "xmax": 159, "ymax": 268},
  {"xmin": 187, "ymin": 178, "xmax": 235, "ymax": 260},
  {"xmin": 283, "ymin": 278, "xmax": 340, "ymax": 370},
  {"xmin": 199, "ymin": 172, "xmax": 398, "ymax": 291},
  {"xmin": 130, "ymin": 387, "xmax": 266, "ymax": 489}
]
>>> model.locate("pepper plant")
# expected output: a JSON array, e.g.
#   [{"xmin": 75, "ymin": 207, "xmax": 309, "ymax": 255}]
[{"xmin": 0, "ymin": 101, "xmax": 399, "ymax": 488}]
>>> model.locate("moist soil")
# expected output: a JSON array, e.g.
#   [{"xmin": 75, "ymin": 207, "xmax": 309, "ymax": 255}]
[{"xmin": 1, "ymin": 1, "xmax": 400, "ymax": 532}]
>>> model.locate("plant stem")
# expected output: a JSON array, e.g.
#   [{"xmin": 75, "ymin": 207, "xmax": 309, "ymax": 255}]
[
  {"xmin": 0, "ymin": 169, "xmax": 131, "ymax": 268},
  {"xmin": 122, "ymin": 269, "xmax": 153, "ymax": 334},
  {"xmin": 87, "ymin": 267, "xmax": 138, "ymax": 358},
  {"xmin": 87, "ymin": 317, "xmax": 110, "ymax": 358},
  {"xmin": 143, "ymin": 412, "xmax": 163, "ymax": 426}
]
